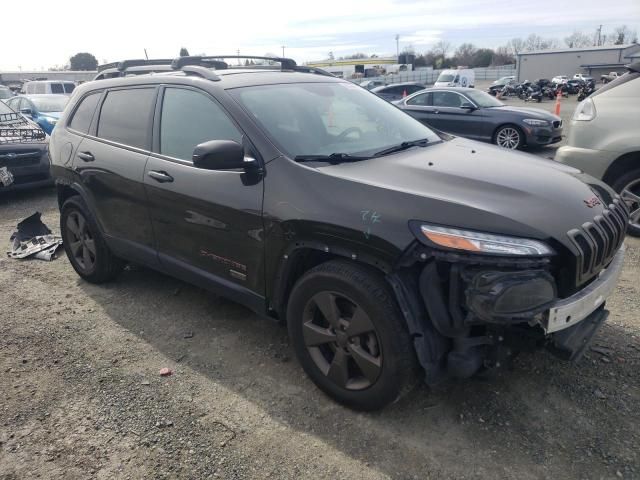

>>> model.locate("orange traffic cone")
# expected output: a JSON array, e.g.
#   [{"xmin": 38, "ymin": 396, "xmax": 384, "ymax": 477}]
[
  {"xmin": 402, "ymin": 89, "xmax": 407, "ymax": 98},
  {"xmin": 554, "ymin": 90, "xmax": 561, "ymax": 116}
]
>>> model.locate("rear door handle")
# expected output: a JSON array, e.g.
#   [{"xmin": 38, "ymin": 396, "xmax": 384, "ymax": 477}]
[
  {"xmin": 147, "ymin": 170, "xmax": 174, "ymax": 183},
  {"xmin": 433, "ymin": 110, "xmax": 440, "ymax": 114},
  {"xmin": 77, "ymin": 151, "xmax": 94, "ymax": 162}
]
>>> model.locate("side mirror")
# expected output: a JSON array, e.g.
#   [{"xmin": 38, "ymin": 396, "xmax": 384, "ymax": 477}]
[
  {"xmin": 20, "ymin": 108, "xmax": 33, "ymax": 116},
  {"xmin": 460, "ymin": 102, "xmax": 476, "ymax": 110},
  {"xmin": 192, "ymin": 140, "xmax": 256, "ymax": 171}
]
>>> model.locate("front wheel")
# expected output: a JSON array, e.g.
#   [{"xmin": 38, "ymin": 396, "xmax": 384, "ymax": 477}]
[
  {"xmin": 494, "ymin": 125, "xmax": 523, "ymax": 150},
  {"xmin": 287, "ymin": 260, "xmax": 418, "ymax": 410},
  {"xmin": 612, "ymin": 169, "xmax": 640, "ymax": 237}
]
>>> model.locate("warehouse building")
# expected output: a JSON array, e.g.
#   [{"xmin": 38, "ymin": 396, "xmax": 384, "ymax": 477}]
[{"xmin": 516, "ymin": 44, "xmax": 640, "ymax": 81}]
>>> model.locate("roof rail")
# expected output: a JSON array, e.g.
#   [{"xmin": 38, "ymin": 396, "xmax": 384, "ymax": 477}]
[
  {"xmin": 181, "ymin": 65, "xmax": 221, "ymax": 81},
  {"xmin": 97, "ymin": 61, "xmax": 119, "ymax": 72},
  {"xmin": 96, "ymin": 59, "xmax": 173, "ymax": 73},
  {"xmin": 117, "ymin": 59, "xmax": 173, "ymax": 71},
  {"xmin": 171, "ymin": 55, "xmax": 298, "ymax": 71}
]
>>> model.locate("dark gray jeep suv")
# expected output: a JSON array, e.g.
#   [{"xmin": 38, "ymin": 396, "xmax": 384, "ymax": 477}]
[{"xmin": 50, "ymin": 56, "xmax": 629, "ymax": 410}]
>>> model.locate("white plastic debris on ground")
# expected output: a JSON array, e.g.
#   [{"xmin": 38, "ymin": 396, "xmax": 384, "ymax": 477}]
[{"xmin": 6, "ymin": 212, "xmax": 63, "ymax": 261}]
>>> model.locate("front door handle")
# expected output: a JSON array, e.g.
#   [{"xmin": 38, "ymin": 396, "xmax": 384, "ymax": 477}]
[
  {"xmin": 77, "ymin": 151, "xmax": 94, "ymax": 162},
  {"xmin": 433, "ymin": 109, "xmax": 440, "ymax": 114},
  {"xmin": 147, "ymin": 170, "xmax": 174, "ymax": 183}
]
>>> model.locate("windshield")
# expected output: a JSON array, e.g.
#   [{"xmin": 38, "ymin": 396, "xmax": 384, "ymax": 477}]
[
  {"xmin": 0, "ymin": 89, "xmax": 13, "ymax": 100},
  {"xmin": 437, "ymin": 74, "xmax": 455, "ymax": 82},
  {"xmin": 0, "ymin": 101, "xmax": 14, "ymax": 115},
  {"xmin": 232, "ymin": 82, "xmax": 440, "ymax": 158},
  {"xmin": 463, "ymin": 90, "xmax": 504, "ymax": 107},
  {"xmin": 30, "ymin": 95, "xmax": 69, "ymax": 113}
]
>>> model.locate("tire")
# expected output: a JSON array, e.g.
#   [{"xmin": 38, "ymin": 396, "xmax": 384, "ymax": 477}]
[
  {"xmin": 611, "ymin": 168, "xmax": 640, "ymax": 237},
  {"xmin": 494, "ymin": 125, "xmax": 524, "ymax": 150},
  {"xmin": 60, "ymin": 196, "xmax": 124, "ymax": 283},
  {"xmin": 287, "ymin": 260, "xmax": 418, "ymax": 410}
]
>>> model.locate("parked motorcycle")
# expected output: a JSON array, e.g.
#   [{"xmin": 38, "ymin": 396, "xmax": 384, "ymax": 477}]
[
  {"xmin": 577, "ymin": 82, "xmax": 595, "ymax": 101},
  {"xmin": 524, "ymin": 84, "xmax": 543, "ymax": 102}
]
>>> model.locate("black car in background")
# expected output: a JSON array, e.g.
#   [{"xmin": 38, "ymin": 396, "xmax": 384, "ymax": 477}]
[
  {"xmin": 396, "ymin": 87, "xmax": 562, "ymax": 149},
  {"xmin": 371, "ymin": 82, "xmax": 425, "ymax": 101},
  {"xmin": 0, "ymin": 101, "xmax": 50, "ymax": 192},
  {"xmin": 487, "ymin": 77, "xmax": 515, "ymax": 96},
  {"xmin": 49, "ymin": 56, "xmax": 626, "ymax": 410}
]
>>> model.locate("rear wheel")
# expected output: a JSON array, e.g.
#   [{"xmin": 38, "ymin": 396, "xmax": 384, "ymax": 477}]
[
  {"xmin": 60, "ymin": 196, "xmax": 124, "ymax": 282},
  {"xmin": 612, "ymin": 169, "xmax": 640, "ymax": 236},
  {"xmin": 494, "ymin": 125, "xmax": 523, "ymax": 150},
  {"xmin": 287, "ymin": 260, "xmax": 418, "ymax": 410}
]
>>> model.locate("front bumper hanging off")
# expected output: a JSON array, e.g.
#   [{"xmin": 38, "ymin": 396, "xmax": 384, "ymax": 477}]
[{"xmin": 545, "ymin": 245, "xmax": 625, "ymax": 334}]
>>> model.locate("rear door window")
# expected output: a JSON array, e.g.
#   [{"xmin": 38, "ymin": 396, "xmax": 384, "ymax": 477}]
[
  {"xmin": 97, "ymin": 88, "xmax": 155, "ymax": 149},
  {"xmin": 64, "ymin": 83, "xmax": 76, "ymax": 93},
  {"xmin": 159, "ymin": 87, "xmax": 243, "ymax": 161},
  {"xmin": 69, "ymin": 92, "xmax": 101, "ymax": 134},
  {"xmin": 50, "ymin": 83, "xmax": 64, "ymax": 94},
  {"xmin": 405, "ymin": 85, "xmax": 424, "ymax": 95}
]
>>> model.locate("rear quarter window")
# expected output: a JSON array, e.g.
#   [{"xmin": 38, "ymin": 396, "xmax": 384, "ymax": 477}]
[
  {"xmin": 68, "ymin": 92, "xmax": 102, "ymax": 134},
  {"xmin": 64, "ymin": 83, "xmax": 76, "ymax": 93},
  {"xmin": 97, "ymin": 88, "xmax": 155, "ymax": 149}
]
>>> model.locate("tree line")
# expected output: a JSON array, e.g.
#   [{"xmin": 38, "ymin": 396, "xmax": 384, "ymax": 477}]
[{"xmin": 334, "ymin": 25, "xmax": 638, "ymax": 69}]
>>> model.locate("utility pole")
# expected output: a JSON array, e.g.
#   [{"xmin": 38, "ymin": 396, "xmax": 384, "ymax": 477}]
[
  {"xmin": 144, "ymin": 48, "xmax": 149, "ymax": 60},
  {"xmin": 595, "ymin": 25, "xmax": 602, "ymax": 46},
  {"xmin": 237, "ymin": 49, "xmax": 241, "ymax": 65},
  {"xmin": 281, "ymin": 45, "xmax": 286, "ymax": 57},
  {"xmin": 395, "ymin": 34, "xmax": 400, "ymax": 60}
]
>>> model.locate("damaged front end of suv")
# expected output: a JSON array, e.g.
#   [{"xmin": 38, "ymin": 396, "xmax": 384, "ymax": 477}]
[{"xmin": 389, "ymin": 197, "xmax": 628, "ymax": 384}]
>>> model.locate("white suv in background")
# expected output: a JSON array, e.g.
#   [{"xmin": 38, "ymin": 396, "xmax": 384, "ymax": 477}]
[
  {"xmin": 555, "ymin": 62, "xmax": 640, "ymax": 235},
  {"xmin": 551, "ymin": 75, "xmax": 569, "ymax": 84}
]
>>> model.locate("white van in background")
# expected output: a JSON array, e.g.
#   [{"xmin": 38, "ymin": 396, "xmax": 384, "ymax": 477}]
[
  {"xmin": 434, "ymin": 69, "xmax": 475, "ymax": 88},
  {"xmin": 21, "ymin": 80, "xmax": 76, "ymax": 95}
]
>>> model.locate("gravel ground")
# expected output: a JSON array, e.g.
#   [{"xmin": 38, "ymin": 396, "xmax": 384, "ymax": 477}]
[{"xmin": 1, "ymin": 187, "xmax": 639, "ymax": 480}]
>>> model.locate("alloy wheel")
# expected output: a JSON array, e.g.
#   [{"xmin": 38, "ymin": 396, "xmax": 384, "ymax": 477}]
[
  {"xmin": 65, "ymin": 211, "xmax": 96, "ymax": 271},
  {"xmin": 302, "ymin": 291, "xmax": 382, "ymax": 391},
  {"xmin": 496, "ymin": 127, "xmax": 521, "ymax": 149},
  {"xmin": 621, "ymin": 178, "xmax": 640, "ymax": 230}
]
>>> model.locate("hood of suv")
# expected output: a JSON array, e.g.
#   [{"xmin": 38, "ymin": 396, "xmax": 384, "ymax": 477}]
[{"xmin": 319, "ymin": 137, "xmax": 612, "ymax": 249}]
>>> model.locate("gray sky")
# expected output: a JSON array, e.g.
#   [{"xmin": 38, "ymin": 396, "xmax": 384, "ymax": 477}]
[{"xmin": 2, "ymin": 0, "xmax": 639, "ymax": 70}]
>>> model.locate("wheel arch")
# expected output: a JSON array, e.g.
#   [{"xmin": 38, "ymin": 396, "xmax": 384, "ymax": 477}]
[
  {"xmin": 55, "ymin": 181, "xmax": 105, "ymax": 233},
  {"xmin": 269, "ymin": 238, "xmax": 395, "ymax": 322},
  {"xmin": 602, "ymin": 151, "xmax": 640, "ymax": 187}
]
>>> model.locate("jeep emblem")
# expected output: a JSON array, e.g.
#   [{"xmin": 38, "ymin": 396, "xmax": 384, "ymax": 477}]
[{"xmin": 584, "ymin": 197, "xmax": 601, "ymax": 208}]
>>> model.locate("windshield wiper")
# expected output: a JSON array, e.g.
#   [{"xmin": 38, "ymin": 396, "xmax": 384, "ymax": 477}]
[
  {"xmin": 373, "ymin": 138, "xmax": 430, "ymax": 157},
  {"xmin": 294, "ymin": 153, "xmax": 372, "ymax": 164}
]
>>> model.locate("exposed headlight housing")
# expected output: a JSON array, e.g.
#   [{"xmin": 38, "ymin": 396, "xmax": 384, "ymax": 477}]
[
  {"xmin": 522, "ymin": 118, "xmax": 549, "ymax": 126},
  {"xmin": 417, "ymin": 224, "xmax": 555, "ymax": 256},
  {"xmin": 573, "ymin": 98, "xmax": 596, "ymax": 121}
]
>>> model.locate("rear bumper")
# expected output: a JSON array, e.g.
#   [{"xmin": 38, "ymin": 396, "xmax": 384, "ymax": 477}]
[{"xmin": 0, "ymin": 145, "xmax": 52, "ymax": 192}]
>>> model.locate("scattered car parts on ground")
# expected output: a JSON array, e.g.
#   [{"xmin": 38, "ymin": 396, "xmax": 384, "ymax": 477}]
[{"xmin": 7, "ymin": 212, "xmax": 63, "ymax": 261}]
